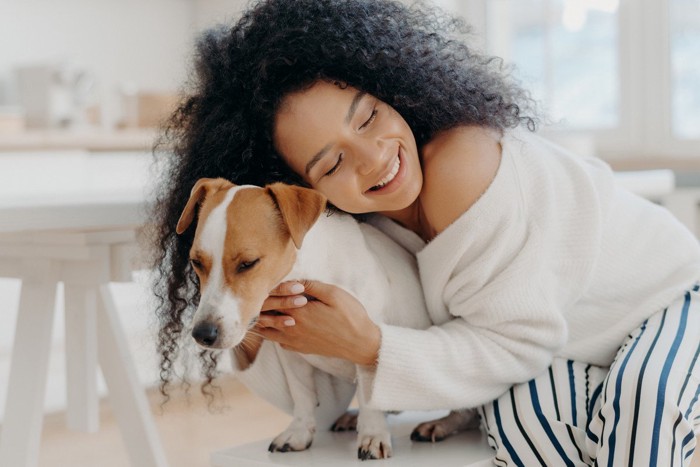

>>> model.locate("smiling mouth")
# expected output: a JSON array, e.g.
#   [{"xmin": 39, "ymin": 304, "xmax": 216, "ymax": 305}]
[{"xmin": 369, "ymin": 155, "xmax": 401, "ymax": 191}]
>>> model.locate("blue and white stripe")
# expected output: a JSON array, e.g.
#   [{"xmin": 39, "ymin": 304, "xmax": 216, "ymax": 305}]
[{"xmin": 480, "ymin": 285, "xmax": 700, "ymax": 466}]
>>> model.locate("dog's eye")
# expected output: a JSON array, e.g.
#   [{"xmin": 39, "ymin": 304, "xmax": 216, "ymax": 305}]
[
  {"xmin": 190, "ymin": 258, "xmax": 203, "ymax": 270},
  {"xmin": 237, "ymin": 258, "xmax": 260, "ymax": 273}
]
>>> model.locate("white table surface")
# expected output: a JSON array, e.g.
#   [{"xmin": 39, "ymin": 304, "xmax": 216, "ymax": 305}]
[{"xmin": 0, "ymin": 150, "xmax": 152, "ymax": 233}]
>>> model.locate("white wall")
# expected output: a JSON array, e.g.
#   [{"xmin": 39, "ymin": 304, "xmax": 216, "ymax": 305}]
[
  {"xmin": 0, "ymin": 0, "xmax": 480, "ymax": 109},
  {"xmin": 0, "ymin": 0, "xmax": 247, "ymax": 123},
  {"xmin": 192, "ymin": 0, "xmax": 248, "ymax": 31}
]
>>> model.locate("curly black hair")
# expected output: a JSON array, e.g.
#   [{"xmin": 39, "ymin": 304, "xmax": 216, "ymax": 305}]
[{"xmin": 150, "ymin": 0, "xmax": 537, "ymax": 400}]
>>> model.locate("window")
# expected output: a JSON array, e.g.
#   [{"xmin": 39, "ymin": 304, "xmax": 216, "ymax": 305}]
[
  {"xmin": 671, "ymin": 0, "xmax": 700, "ymax": 140},
  {"xmin": 477, "ymin": 0, "xmax": 700, "ymax": 160},
  {"xmin": 506, "ymin": 0, "xmax": 619, "ymax": 130}
]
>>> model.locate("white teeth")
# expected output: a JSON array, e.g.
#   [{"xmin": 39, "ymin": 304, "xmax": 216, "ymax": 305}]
[{"xmin": 372, "ymin": 157, "xmax": 400, "ymax": 190}]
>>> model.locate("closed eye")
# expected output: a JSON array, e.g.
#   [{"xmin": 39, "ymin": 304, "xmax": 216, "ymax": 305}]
[
  {"xmin": 359, "ymin": 108, "xmax": 377, "ymax": 130},
  {"xmin": 237, "ymin": 258, "xmax": 260, "ymax": 273},
  {"xmin": 324, "ymin": 153, "xmax": 343, "ymax": 177},
  {"xmin": 190, "ymin": 258, "xmax": 203, "ymax": 270}
]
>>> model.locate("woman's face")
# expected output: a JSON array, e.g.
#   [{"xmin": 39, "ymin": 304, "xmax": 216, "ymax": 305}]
[{"xmin": 273, "ymin": 81, "xmax": 422, "ymax": 215}]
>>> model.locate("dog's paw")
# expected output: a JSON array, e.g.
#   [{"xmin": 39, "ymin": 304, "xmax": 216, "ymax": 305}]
[
  {"xmin": 410, "ymin": 420, "xmax": 451, "ymax": 443},
  {"xmin": 331, "ymin": 409, "xmax": 358, "ymax": 432},
  {"xmin": 268, "ymin": 426, "xmax": 315, "ymax": 453},
  {"xmin": 411, "ymin": 409, "xmax": 479, "ymax": 443},
  {"xmin": 357, "ymin": 432, "xmax": 392, "ymax": 460}
]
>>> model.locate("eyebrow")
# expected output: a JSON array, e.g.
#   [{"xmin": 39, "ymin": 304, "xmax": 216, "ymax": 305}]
[
  {"xmin": 304, "ymin": 90, "xmax": 367, "ymax": 176},
  {"xmin": 345, "ymin": 91, "xmax": 366, "ymax": 124}
]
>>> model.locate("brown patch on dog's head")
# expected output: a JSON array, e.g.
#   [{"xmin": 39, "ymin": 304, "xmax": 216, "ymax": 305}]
[
  {"xmin": 176, "ymin": 177, "xmax": 233, "ymax": 235},
  {"xmin": 266, "ymin": 182, "xmax": 326, "ymax": 248}
]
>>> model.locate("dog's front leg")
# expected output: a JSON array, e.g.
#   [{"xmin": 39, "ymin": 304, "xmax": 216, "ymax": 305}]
[
  {"xmin": 355, "ymin": 371, "xmax": 392, "ymax": 460},
  {"xmin": 268, "ymin": 348, "xmax": 317, "ymax": 453}
]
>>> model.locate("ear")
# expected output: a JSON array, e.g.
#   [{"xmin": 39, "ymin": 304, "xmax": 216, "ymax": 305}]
[
  {"xmin": 176, "ymin": 178, "xmax": 233, "ymax": 234},
  {"xmin": 266, "ymin": 183, "xmax": 326, "ymax": 248}
]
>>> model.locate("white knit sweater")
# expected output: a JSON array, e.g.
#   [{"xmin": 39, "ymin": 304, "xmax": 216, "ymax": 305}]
[
  {"xmin": 235, "ymin": 130, "xmax": 700, "ymax": 415},
  {"xmin": 357, "ymin": 129, "xmax": 700, "ymax": 411}
]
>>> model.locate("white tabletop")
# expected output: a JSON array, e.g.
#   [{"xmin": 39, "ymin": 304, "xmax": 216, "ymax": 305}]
[{"xmin": 0, "ymin": 150, "xmax": 153, "ymax": 233}]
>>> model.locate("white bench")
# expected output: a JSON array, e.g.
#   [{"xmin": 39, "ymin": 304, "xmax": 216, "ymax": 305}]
[{"xmin": 212, "ymin": 411, "xmax": 494, "ymax": 467}]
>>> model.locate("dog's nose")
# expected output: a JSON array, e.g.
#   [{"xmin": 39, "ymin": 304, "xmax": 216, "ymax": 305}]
[{"xmin": 192, "ymin": 322, "xmax": 219, "ymax": 347}]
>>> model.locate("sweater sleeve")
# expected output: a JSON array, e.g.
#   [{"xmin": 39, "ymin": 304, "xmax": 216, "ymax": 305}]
[
  {"xmin": 357, "ymin": 274, "xmax": 569, "ymax": 411},
  {"xmin": 358, "ymin": 132, "xmax": 611, "ymax": 411}
]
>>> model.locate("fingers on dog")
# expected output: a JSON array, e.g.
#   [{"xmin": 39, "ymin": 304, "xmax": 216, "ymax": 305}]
[
  {"xmin": 269, "ymin": 281, "xmax": 305, "ymax": 296},
  {"xmin": 261, "ymin": 294, "xmax": 308, "ymax": 313},
  {"xmin": 300, "ymin": 280, "xmax": 339, "ymax": 303},
  {"xmin": 258, "ymin": 311, "xmax": 296, "ymax": 328}
]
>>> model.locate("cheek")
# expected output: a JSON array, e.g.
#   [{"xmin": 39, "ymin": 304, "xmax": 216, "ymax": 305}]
[
  {"xmin": 316, "ymin": 181, "xmax": 363, "ymax": 213},
  {"xmin": 276, "ymin": 137, "xmax": 316, "ymax": 179}
]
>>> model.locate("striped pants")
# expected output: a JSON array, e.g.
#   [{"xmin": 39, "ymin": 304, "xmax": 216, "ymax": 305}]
[{"xmin": 480, "ymin": 287, "xmax": 700, "ymax": 466}]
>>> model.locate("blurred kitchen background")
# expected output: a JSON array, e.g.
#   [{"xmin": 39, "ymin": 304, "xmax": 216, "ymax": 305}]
[
  {"xmin": 0, "ymin": 0, "xmax": 698, "ymax": 465},
  {"xmin": 0, "ymin": 0, "xmax": 247, "ymax": 141}
]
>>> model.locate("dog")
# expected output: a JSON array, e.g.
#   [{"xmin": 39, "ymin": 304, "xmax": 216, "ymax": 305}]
[{"xmin": 175, "ymin": 177, "xmax": 477, "ymax": 459}]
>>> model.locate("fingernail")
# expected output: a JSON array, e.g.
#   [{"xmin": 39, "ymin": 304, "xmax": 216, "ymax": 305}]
[
  {"xmin": 284, "ymin": 318, "xmax": 296, "ymax": 326},
  {"xmin": 290, "ymin": 283, "xmax": 305, "ymax": 294},
  {"xmin": 293, "ymin": 296, "xmax": 307, "ymax": 306}
]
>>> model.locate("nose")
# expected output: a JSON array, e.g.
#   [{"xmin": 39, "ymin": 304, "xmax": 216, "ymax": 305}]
[
  {"xmin": 354, "ymin": 140, "xmax": 390, "ymax": 176},
  {"xmin": 192, "ymin": 321, "xmax": 219, "ymax": 347}
]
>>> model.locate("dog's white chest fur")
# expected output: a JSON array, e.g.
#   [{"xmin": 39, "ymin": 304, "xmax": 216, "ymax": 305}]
[{"xmin": 284, "ymin": 213, "xmax": 431, "ymax": 381}]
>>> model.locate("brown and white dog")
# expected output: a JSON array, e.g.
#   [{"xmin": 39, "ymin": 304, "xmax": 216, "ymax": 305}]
[{"xmin": 175, "ymin": 177, "xmax": 476, "ymax": 459}]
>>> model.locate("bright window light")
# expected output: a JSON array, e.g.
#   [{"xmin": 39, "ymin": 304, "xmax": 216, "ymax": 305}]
[
  {"xmin": 508, "ymin": 0, "xmax": 619, "ymax": 130},
  {"xmin": 671, "ymin": 0, "xmax": 700, "ymax": 139}
]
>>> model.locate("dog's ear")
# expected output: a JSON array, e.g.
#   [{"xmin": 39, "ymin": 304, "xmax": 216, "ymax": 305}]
[
  {"xmin": 176, "ymin": 178, "xmax": 233, "ymax": 234},
  {"xmin": 266, "ymin": 183, "xmax": 326, "ymax": 248}
]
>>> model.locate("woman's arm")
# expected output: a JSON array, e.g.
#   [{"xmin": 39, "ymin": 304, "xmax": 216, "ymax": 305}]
[{"xmin": 258, "ymin": 275, "xmax": 568, "ymax": 412}]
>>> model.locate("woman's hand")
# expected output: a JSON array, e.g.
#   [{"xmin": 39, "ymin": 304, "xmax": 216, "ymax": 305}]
[{"xmin": 257, "ymin": 280, "xmax": 381, "ymax": 366}]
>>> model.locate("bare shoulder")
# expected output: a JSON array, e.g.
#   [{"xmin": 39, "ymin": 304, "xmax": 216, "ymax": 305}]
[{"xmin": 420, "ymin": 126, "xmax": 502, "ymax": 236}]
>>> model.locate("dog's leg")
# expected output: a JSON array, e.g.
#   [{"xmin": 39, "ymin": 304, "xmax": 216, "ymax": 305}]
[
  {"xmin": 268, "ymin": 349, "xmax": 317, "ymax": 453},
  {"xmin": 410, "ymin": 408, "xmax": 479, "ymax": 442},
  {"xmin": 355, "ymin": 374, "xmax": 392, "ymax": 460}
]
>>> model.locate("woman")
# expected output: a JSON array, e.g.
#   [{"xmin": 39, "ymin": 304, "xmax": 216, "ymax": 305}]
[{"xmin": 151, "ymin": 0, "xmax": 700, "ymax": 465}]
